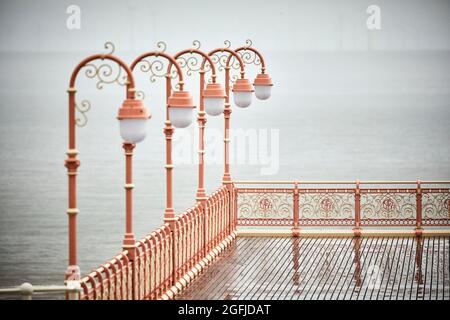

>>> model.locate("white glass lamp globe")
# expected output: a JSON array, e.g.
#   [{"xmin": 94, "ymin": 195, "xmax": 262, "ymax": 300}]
[
  {"xmin": 203, "ymin": 82, "xmax": 226, "ymax": 116},
  {"xmin": 232, "ymin": 78, "xmax": 254, "ymax": 108},
  {"xmin": 254, "ymin": 85, "xmax": 272, "ymax": 100},
  {"xmin": 168, "ymin": 90, "xmax": 196, "ymax": 128},
  {"xmin": 253, "ymin": 73, "xmax": 273, "ymax": 100},
  {"xmin": 119, "ymin": 119, "xmax": 148, "ymax": 143},
  {"xmin": 204, "ymin": 97, "xmax": 225, "ymax": 116},
  {"xmin": 117, "ymin": 99, "xmax": 150, "ymax": 143},
  {"xmin": 233, "ymin": 91, "xmax": 252, "ymax": 108},
  {"xmin": 169, "ymin": 107, "xmax": 194, "ymax": 128}
]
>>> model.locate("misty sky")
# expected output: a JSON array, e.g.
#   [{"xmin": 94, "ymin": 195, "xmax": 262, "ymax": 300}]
[{"xmin": 1, "ymin": 0, "xmax": 449, "ymax": 53}]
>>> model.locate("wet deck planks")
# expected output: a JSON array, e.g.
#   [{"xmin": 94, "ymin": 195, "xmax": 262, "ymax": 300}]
[{"xmin": 176, "ymin": 236, "xmax": 449, "ymax": 300}]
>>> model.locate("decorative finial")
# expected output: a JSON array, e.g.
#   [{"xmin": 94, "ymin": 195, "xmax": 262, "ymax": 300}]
[
  {"xmin": 156, "ymin": 41, "xmax": 167, "ymax": 52},
  {"xmin": 103, "ymin": 41, "xmax": 115, "ymax": 54},
  {"xmin": 193, "ymin": 40, "xmax": 201, "ymax": 50}
]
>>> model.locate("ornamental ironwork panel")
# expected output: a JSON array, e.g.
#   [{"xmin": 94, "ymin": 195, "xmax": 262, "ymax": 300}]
[
  {"xmin": 236, "ymin": 188, "xmax": 293, "ymax": 226},
  {"xmin": 360, "ymin": 189, "xmax": 416, "ymax": 226},
  {"xmin": 299, "ymin": 189, "xmax": 355, "ymax": 226},
  {"xmin": 422, "ymin": 189, "xmax": 450, "ymax": 226}
]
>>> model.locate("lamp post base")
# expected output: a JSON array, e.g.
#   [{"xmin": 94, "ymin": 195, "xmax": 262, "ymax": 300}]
[
  {"xmin": 352, "ymin": 227, "xmax": 362, "ymax": 237},
  {"xmin": 196, "ymin": 188, "xmax": 206, "ymax": 200},
  {"xmin": 122, "ymin": 233, "xmax": 136, "ymax": 247},
  {"xmin": 292, "ymin": 227, "xmax": 301, "ymax": 237},
  {"xmin": 164, "ymin": 208, "xmax": 176, "ymax": 223},
  {"xmin": 222, "ymin": 173, "xmax": 232, "ymax": 184},
  {"xmin": 415, "ymin": 227, "xmax": 423, "ymax": 237},
  {"xmin": 64, "ymin": 265, "xmax": 81, "ymax": 281}
]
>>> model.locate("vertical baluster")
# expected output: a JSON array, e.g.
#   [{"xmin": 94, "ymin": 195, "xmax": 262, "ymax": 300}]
[
  {"xmin": 226, "ymin": 188, "xmax": 230, "ymax": 236},
  {"xmin": 292, "ymin": 181, "xmax": 300, "ymax": 236},
  {"xmin": 203, "ymin": 201, "xmax": 208, "ymax": 258},
  {"xmin": 415, "ymin": 180, "xmax": 423, "ymax": 236},
  {"xmin": 189, "ymin": 214, "xmax": 193, "ymax": 271},
  {"xmin": 353, "ymin": 180, "xmax": 362, "ymax": 237},
  {"xmin": 219, "ymin": 193, "xmax": 223, "ymax": 241},
  {"xmin": 151, "ymin": 236, "xmax": 157, "ymax": 299},
  {"xmin": 233, "ymin": 188, "xmax": 239, "ymax": 232}
]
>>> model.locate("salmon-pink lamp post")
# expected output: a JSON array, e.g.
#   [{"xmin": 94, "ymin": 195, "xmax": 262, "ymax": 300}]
[
  {"xmin": 66, "ymin": 53, "xmax": 149, "ymax": 283},
  {"xmin": 201, "ymin": 46, "xmax": 249, "ymax": 184},
  {"xmin": 168, "ymin": 46, "xmax": 225, "ymax": 201},
  {"xmin": 129, "ymin": 51, "xmax": 195, "ymax": 224},
  {"xmin": 117, "ymin": 99, "xmax": 151, "ymax": 252}
]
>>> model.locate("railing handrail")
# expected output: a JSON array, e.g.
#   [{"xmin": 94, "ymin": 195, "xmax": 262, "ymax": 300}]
[
  {"xmin": 0, "ymin": 282, "xmax": 81, "ymax": 300},
  {"xmin": 234, "ymin": 180, "xmax": 450, "ymax": 185}
]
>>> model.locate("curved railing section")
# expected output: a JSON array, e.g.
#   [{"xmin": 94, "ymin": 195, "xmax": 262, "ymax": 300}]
[
  {"xmin": 78, "ymin": 250, "xmax": 132, "ymax": 300},
  {"xmin": 78, "ymin": 185, "xmax": 235, "ymax": 300}
]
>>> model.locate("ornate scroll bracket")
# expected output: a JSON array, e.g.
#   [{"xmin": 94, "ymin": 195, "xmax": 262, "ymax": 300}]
[
  {"xmin": 84, "ymin": 42, "xmax": 129, "ymax": 89},
  {"xmin": 237, "ymin": 39, "xmax": 261, "ymax": 67},
  {"xmin": 176, "ymin": 40, "xmax": 204, "ymax": 77},
  {"xmin": 74, "ymin": 41, "xmax": 131, "ymax": 127},
  {"xmin": 209, "ymin": 40, "xmax": 241, "ymax": 85},
  {"xmin": 135, "ymin": 41, "xmax": 180, "ymax": 92},
  {"xmin": 75, "ymin": 100, "xmax": 91, "ymax": 127}
]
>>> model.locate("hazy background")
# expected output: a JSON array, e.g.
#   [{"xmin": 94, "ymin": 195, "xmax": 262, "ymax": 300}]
[{"xmin": 0, "ymin": 0, "xmax": 449, "ymax": 287}]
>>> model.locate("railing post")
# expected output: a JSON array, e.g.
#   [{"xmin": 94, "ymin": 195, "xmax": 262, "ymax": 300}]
[
  {"xmin": 19, "ymin": 283, "xmax": 33, "ymax": 300},
  {"xmin": 353, "ymin": 180, "xmax": 362, "ymax": 237},
  {"xmin": 230, "ymin": 183, "xmax": 236, "ymax": 235},
  {"xmin": 233, "ymin": 185, "xmax": 238, "ymax": 232},
  {"xmin": 223, "ymin": 182, "xmax": 235, "ymax": 236},
  {"xmin": 292, "ymin": 181, "xmax": 300, "ymax": 237},
  {"xmin": 415, "ymin": 180, "xmax": 423, "ymax": 236}
]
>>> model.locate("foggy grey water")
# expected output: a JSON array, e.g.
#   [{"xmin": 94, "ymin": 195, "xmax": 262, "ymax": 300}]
[{"xmin": 0, "ymin": 50, "xmax": 449, "ymax": 288}]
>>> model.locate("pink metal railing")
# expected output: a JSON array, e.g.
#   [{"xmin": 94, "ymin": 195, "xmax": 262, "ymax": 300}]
[
  {"xmin": 78, "ymin": 185, "xmax": 235, "ymax": 300},
  {"xmin": 235, "ymin": 181, "xmax": 450, "ymax": 230},
  {"xmin": 205, "ymin": 187, "xmax": 231, "ymax": 252},
  {"xmin": 79, "ymin": 251, "xmax": 132, "ymax": 300},
  {"xmin": 133, "ymin": 224, "xmax": 173, "ymax": 300},
  {"xmin": 76, "ymin": 181, "xmax": 449, "ymax": 300},
  {"xmin": 175, "ymin": 203, "xmax": 204, "ymax": 281}
]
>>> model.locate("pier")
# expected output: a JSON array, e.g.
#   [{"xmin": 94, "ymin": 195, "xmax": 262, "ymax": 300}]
[
  {"xmin": 76, "ymin": 181, "xmax": 450, "ymax": 300},
  {"xmin": 1, "ymin": 40, "xmax": 448, "ymax": 301},
  {"xmin": 177, "ymin": 236, "xmax": 449, "ymax": 300}
]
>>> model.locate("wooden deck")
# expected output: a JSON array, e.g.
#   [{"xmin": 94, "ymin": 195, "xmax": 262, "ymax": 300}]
[{"xmin": 176, "ymin": 236, "xmax": 450, "ymax": 300}]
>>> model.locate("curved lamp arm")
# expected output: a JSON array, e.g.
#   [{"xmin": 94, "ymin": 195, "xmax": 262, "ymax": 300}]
[
  {"xmin": 129, "ymin": 51, "xmax": 187, "ymax": 121},
  {"xmin": 69, "ymin": 54, "xmax": 136, "ymax": 149},
  {"xmin": 226, "ymin": 46, "xmax": 267, "ymax": 74},
  {"xmin": 130, "ymin": 51, "xmax": 185, "ymax": 95}
]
